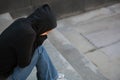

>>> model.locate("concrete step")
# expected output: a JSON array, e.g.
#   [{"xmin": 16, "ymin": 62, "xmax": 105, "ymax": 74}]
[
  {"xmin": 58, "ymin": 27, "xmax": 96, "ymax": 53},
  {"xmin": 0, "ymin": 13, "xmax": 14, "ymax": 34},
  {"xmin": 57, "ymin": 3, "xmax": 120, "ymax": 34},
  {"xmin": 58, "ymin": 12, "xmax": 120, "ymax": 48},
  {"xmin": 44, "ymin": 40, "xmax": 83, "ymax": 80},
  {"xmin": 27, "ymin": 40, "xmax": 83, "ymax": 80},
  {"xmin": 48, "ymin": 29, "xmax": 108, "ymax": 80},
  {"xmin": 57, "ymin": 12, "xmax": 120, "ymax": 80},
  {"xmin": 57, "ymin": 3, "xmax": 120, "ymax": 49},
  {"xmin": 27, "ymin": 67, "xmax": 37, "ymax": 80}
]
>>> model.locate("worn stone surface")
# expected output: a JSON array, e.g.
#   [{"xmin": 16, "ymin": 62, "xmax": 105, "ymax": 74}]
[
  {"xmin": 58, "ymin": 27, "xmax": 95, "ymax": 53},
  {"xmin": 75, "ymin": 14, "xmax": 120, "ymax": 35},
  {"xmin": 0, "ymin": 0, "xmax": 31, "ymax": 13},
  {"xmin": 56, "ymin": 4, "xmax": 120, "ymax": 80},
  {"xmin": 0, "ymin": 13, "xmax": 13, "ymax": 34},
  {"xmin": 86, "ymin": 50, "xmax": 120, "ymax": 80},
  {"xmin": 85, "ymin": 26, "xmax": 120, "ymax": 48},
  {"xmin": 44, "ymin": 40, "xmax": 83, "ymax": 80},
  {"xmin": 27, "ymin": 67, "xmax": 37, "ymax": 80},
  {"xmin": 27, "ymin": 40, "xmax": 83, "ymax": 80},
  {"xmin": 0, "ymin": 0, "xmax": 119, "ymax": 19},
  {"xmin": 48, "ymin": 30, "xmax": 108, "ymax": 80},
  {"xmin": 101, "ymin": 41, "xmax": 120, "ymax": 60}
]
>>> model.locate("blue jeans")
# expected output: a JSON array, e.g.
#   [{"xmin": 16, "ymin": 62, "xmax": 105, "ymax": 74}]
[{"xmin": 7, "ymin": 46, "xmax": 58, "ymax": 80}]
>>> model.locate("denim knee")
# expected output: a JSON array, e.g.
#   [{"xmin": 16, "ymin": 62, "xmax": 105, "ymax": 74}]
[{"xmin": 37, "ymin": 45, "xmax": 45, "ymax": 55}]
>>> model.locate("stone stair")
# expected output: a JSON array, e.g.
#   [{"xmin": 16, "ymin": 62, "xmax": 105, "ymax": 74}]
[
  {"xmin": 27, "ymin": 39, "xmax": 83, "ymax": 80},
  {"xmin": 55, "ymin": 3, "xmax": 120, "ymax": 80},
  {"xmin": 0, "ymin": 9, "xmax": 112, "ymax": 80},
  {"xmin": 44, "ymin": 40, "xmax": 83, "ymax": 80},
  {"xmin": 0, "ymin": 13, "xmax": 14, "ymax": 33},
  {"xmin": 48, "ymin": 29, "xmax": 108, "ymax": 80}
]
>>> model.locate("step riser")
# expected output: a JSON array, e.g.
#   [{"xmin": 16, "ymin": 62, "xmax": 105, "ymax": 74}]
[
  {"xmin": 44, "ymin": 40, "xmax": 83, "ymax": 80},
  {"xmin": 48, "ymin": 30, "xmax": 108, "ymax": 80}
]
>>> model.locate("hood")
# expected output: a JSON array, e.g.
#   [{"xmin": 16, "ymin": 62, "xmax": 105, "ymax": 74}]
[{"xmin": 27, "ymin": 4, "xmax": 57, "ymax": 35}]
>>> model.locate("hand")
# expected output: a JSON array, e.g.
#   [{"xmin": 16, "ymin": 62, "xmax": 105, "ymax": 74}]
[{"xmin": 40, "ymin": 30, "xmax": 52, "ymax": 36}]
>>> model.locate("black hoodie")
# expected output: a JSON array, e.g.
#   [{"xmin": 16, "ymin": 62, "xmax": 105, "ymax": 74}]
[{"xmin": 0, "ymin": 4, "xmax": 57, "ymax": 78}]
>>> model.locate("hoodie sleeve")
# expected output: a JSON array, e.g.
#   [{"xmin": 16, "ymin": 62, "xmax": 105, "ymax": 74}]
[{"xmin": 14, "ymin": 32, "xmax": 36, "ymax": 68}]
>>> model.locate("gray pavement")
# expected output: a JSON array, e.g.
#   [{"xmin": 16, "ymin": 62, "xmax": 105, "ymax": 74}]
[
  {"xmin": 48, "ymin": 30, "xmax": 108, "ymax": 80},
  {"xmin": 56, "ymin": 3, "xmax": 120, "ymax": 80}
]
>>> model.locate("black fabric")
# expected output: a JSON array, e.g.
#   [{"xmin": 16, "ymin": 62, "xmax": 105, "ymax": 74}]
[
  {"xmin": 0, "ymin": 4, "xmax": 57, "ymax": 78},
  {"xmin": 27, "ymin": 4, "xmax": 57, "ymax": 35},
  {"xmin": 33, "ymin": 35, "xmax": 47, "ymax": 51},
  {"xmin": 0, "ymin": 18, "xmax": 36, "ymax": 78}
]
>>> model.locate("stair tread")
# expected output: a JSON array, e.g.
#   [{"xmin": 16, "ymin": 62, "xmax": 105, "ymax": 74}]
[
  {"xmin": 0, "ymin": 13, "xmax": 14, "ymax": 34},
  {"xmin": 27, "ymin": 40, "xmax": 83, "ymax": 80},
  {"xmin": 48, "ymin": 29, "xmax": 108, "ymax": 80}
]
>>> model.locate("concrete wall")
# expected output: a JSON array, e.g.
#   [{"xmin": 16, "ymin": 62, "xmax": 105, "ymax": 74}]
[{"xmin": 0, "ymin": 0, "xmax": 120, "ymax": 19}]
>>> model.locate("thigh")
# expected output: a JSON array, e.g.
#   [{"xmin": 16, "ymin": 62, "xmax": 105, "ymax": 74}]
[
  {"xmin": 36, "ymin": 46, "xmax": 58, "ymax": 80},
  {"xmin": 7, "ymin": 48, "xmax": 39, "ymax": 80}
]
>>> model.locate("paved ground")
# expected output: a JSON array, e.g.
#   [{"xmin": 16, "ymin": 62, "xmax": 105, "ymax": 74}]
[
  {"xmin": 0, "ymin": 3, "xmax": 120, "ymax": 80},
  {"xmin": 57, "ymin": 3, "xmax": 120, "ymax": 80}
]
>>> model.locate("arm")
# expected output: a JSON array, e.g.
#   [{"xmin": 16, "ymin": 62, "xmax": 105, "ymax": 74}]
[{"xmin": 14, "ymin": 33, "xmax": 36, "ymax": 68}]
